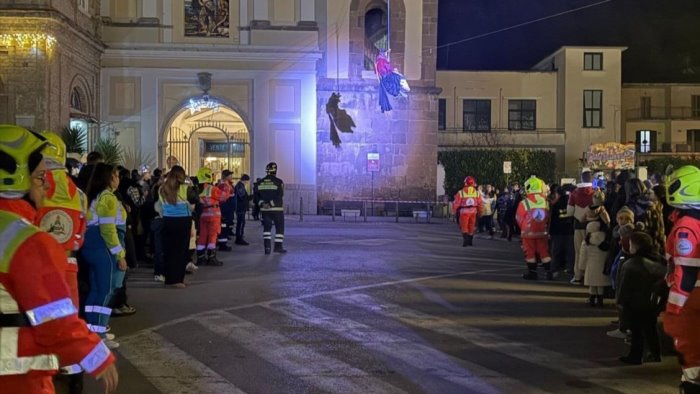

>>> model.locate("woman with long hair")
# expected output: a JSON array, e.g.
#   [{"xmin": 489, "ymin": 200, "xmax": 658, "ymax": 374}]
[
  {"xmin": 156, "ymin": 165, "xmax": 198, "ymax": 288},
  {"xmin": 81, "ymin": 163, "xmax": 127, "ymax": 349}
]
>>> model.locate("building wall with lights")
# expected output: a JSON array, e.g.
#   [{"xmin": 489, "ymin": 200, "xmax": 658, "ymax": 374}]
[{"xmin": 0, "ymin": 1, "xmax": 102, "ymax": 132}]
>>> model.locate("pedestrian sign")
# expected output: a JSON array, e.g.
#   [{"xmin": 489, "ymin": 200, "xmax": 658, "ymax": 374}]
[
  {"xmin": 368, "ymin": 153, "xmax": 380, "ymax": 172},
  {"xmin": 503, "ymin": 161, "xmax": 512, "ymax": 174}
]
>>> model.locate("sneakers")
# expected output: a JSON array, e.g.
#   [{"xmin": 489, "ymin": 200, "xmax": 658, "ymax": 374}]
[
  {"xmin": 154, "ymin": 274, "xmax": 165, "ymax": 283},
  {"xmin": 105, "ymin": 333, "xmax": 116, "ymax": 341},
  {"xmin": 112, "ymin": 304, "xmax": 136, "ymax": 317},
  {"xmin": 607, "ymin": 329, "xmax": 627, "ymax": 339},
  {"xmin": 186, "ymin": 262, "xmax": 199, "ymax": 273},
  {"xmin": 569, "ymin": 278, "xmax": 582, "ymax": 285},
  {"xmin": 103, "ymin": 339, "xmax": 120, "ymax": 349}
]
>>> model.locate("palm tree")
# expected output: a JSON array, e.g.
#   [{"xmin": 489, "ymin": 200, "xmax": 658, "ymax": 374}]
[
  {"xmin": 94, "ymin": 139, "xmax": 123, "ymax": 166},
  {"xmin": 61, "ymin": 126, "xmax": 87, "ymax": 155}
]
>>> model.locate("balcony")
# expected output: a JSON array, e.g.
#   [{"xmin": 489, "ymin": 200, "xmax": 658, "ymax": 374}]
[
  {"xmin": 438, "ymin": 127, "xmax": 565, "ymax": 148},
  {"xmin": 626, "ymin": 106, "xmax": 700, "ymax": 121}
]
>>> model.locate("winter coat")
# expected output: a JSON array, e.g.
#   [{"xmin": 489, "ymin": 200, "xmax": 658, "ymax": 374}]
[
  {"xmin": 616, "ymin": 255, "xmax": 666, "ymax": 311},
  {"xmin": 626, "ymin": 194, "xmax": 666, "ymax": 254},
  {"xmin": 549, "ymin": 194, "xmax": 574, "ymax": 236},
  {"xmin": 580, "ymin": 223, "xmax": 611, "ymax": 287}
]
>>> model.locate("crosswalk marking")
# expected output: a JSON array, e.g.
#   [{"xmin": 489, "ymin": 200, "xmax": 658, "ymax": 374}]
[
  {"xmin": 118, "ymin": 330, "xmax": 245, "ymax": 394},
  {"xmin": 336, "ymin": 293, "xmax": 676, "ymax": 394},
  {"xmin": 265, "ymin": 299, "xmax": 550, "ymax": 394},
  {"xmin": 198, "ymin": 311, "xmax": 407, "ymax": 393}
]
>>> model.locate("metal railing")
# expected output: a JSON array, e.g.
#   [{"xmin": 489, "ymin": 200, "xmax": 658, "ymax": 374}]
[
  {"xmin": 626, "ymin": 106, "xmax": 700, "ymax": 121},
  {"xmin": 313, "ymin": 199, "xmax": 452, "ymax": 223},
  {"xmin": 438, "ymin": 127, "xmax": 565, "ymax": 134}
]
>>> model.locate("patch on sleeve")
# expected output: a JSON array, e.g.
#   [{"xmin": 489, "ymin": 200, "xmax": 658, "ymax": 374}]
[{"xmin": 676, "ymin": 238, "xmax": 694, "ymax": 256}]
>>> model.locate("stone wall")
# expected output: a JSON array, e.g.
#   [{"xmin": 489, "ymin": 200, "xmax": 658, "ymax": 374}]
[
  {"xmin": 0, "ymin": 3, "xmax": 102, "ymax": 131},
  {"xmin": 315, "ymin": 0, "xmax": 439, "ymax": 206}
]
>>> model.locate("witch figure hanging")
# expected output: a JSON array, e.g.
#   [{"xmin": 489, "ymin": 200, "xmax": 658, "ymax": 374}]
[
  {"xmin": 326, "ymin": 92, "xmax": 356, "ymax": 148},
  {"xmin": 375, "ymin": 51, "xmax": 410, "ymax": 113}
]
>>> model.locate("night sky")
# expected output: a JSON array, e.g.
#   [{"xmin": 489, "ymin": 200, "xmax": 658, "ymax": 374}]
[{"xmin": 437, "ymin": 0, "xmax": 700, "ymax": 83}]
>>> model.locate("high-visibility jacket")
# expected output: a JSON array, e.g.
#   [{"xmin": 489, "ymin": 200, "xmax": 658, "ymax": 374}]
[
  {"xmin": 37, "ymin": 169, "xmax": 87, "ymax": 272},
  {"xmin": 199, "ymin": 183, "xmax": 230, "ymax": 218},
  {"xmin": 86, "ymin": 190, "xmax": 126, "ymax": 260},
  {"xmin": 516, "ymin": 193, "xmax": 550, "ymax": 238},
  {"xmin": 453, "ymin": 186, "xmax": 482, "ymax": 214},
  {"xmin": 665, "ymin": 213, "xmax": 700, "ymax": 314},
  {"xmin": 0, "ymin": 199, "xmax": 114, "ymax": 380}
]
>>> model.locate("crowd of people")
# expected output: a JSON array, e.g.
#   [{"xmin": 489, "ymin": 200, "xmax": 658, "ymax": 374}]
[
  {"xmin": 453, "ymin": 167, "xmax": 700, "ymax": 392},
  {"xmin": 0, "ymin": 125, "xmax": 288, "ymax": 394}
]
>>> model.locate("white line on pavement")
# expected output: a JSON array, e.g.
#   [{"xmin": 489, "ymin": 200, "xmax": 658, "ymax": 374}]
[
  {"xmin": 199, "ymin": 311, "xmax": 406, "ymax": 394},
  {"xmin": 336, "ymin": 293, "xmax": 675, "ymax": 394},
  {"xmin": 118, "ymin": 331, "xmax": 246, "ymax": 394},
  {"xmin": 265, "ymin": 299, "xmax": 550, "ymax": 394}
]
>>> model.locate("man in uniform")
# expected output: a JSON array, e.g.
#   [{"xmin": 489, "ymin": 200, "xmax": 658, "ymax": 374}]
[
  {"xmin": 255, "ymin": 162, "xmax": 286, "ymax": 254},
  {"xmin": 0, "ymin": 125, "xmax": 118, "ymax": 393},
  {"xmin": 196, "ymin": 167, "xmax": 230, "ymax": 266},
  {"xmin": 663, "ymin": 165, "xmax": 700, "ymax": 393},
  {"xmin": 517, "ymin": 176, "xmax": 552, "ymax": 280},
  {"xmin": 36, "ymin": 131, "xmax": 90, "ymax": 393},
  {"xmin": 234, "ymin": 174, "xmax": 251, "ymax": 245},
  {"xmin": 452, "ymin": 176, "xmax": 482, "ymax": 247}
]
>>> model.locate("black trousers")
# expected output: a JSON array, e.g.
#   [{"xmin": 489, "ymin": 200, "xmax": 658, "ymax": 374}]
[
  {"xmin": 235, "ymin": 212, "xmax": 246, "ymax": 239},
  {"xmin": 162, "ymin": 216, "xmax": 192, "ymax": 285},
  {"xmin": 626, "ymin": 307, "xmax": 660, "ymax": 360},
  {"xmin": 262, "ymin": 211, "xmax": 284, "ymax": 243},
  {"xmin": 550, "ymin": 234, "xmax": 575, "ymax": 272}
]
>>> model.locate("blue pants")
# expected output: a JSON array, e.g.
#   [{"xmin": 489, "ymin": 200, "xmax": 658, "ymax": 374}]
[{"xmin": 81, "ymin": 227, "xmax": 125, "ymax": 338}]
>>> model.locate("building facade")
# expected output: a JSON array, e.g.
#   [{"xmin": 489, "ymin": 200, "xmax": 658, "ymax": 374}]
[
  {"xmin": 436, "ymin": 47, "xmax": 626, "ymax": 178},
  {"xmin": 0, "ymin": 0, "xmax": 103, "ymax": 133}
]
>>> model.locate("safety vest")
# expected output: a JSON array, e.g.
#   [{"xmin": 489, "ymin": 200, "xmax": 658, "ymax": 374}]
[
  {"xmin": 38, "ymin": 169, "xmax": 87, "ymax": 254},
  {"xmin": 85, "ymin": 190, "xmax": 126, "ymax": 258},
  {"xmin": 199, "ymin": 184, "xmax": 221, "ymax": 217},
  {"xmin": 459, "ymin": 187, "xmax": 479, "ymax": 208},
  {"xmin": 0, "ymin": 211, "xmax": 63, "ymax": 375}
]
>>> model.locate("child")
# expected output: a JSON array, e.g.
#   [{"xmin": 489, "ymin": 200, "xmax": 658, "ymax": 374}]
[
  {"xmin": 580, "ymin": 221, "xmax": 611, "ymax": 306},
  {"xmin": 616, "ymin": 231, "xmax": 666, "ymax": 365}
]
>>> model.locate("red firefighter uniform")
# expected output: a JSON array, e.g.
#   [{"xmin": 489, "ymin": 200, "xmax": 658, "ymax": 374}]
[
  {"xmin": 196, "ymin": 168, "xmax": 231, "ymax": 265},
  {"xmin": 453, "ymin": 176, "xmax": 482, "ymax": 247},
  {"xmin": 517, "ymin": 176, "xmax": 551, "ymax": 280},
  {"xmin": 0, "ymin": 198, "xmax": 115, "ymax": 393},
  {"xmin": 662, "ymin": 165, "xmax": 700, "ymax": 392}
]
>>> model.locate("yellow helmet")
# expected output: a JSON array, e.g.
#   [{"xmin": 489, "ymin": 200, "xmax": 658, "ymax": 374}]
[
  {"xmin": 40, "ymin": 130, "xmax": 66, "ymax": 170},
  {"xmin": 0, "ymin": 125, "xmax": 48, "ymax": 195},
  {"xmin": 196, "ymin": 167, "xmax": 213, "ymax": 184},
  {"xmin": 524, "ymin": 176, "xmax": 545, "ymax": 195},
  {"xmin": 666, "ymin": 165, "xmax": 700, "ymax": 209}
]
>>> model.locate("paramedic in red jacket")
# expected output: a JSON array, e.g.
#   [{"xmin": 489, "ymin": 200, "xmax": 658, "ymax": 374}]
[
  {"xmin": 453, "ymin": 176, "xmax": 482, "ymax": 247},
  {"xmin": 517, "ymin": 176, "xmax": 552, "ymax": 280}
]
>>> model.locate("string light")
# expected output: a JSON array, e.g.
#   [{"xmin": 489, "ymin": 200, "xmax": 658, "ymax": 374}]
[{"xmin": 0, "ymin": 33, "xmax": 56, "ymax": 50}]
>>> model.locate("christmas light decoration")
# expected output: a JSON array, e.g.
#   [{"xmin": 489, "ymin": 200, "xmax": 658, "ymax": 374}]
[{"xmin": 0, "ymin": 33, "xmax": 56, "ymax": 50}]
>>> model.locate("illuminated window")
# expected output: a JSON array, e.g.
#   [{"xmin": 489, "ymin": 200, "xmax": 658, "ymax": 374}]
[
  {"xmin": 583, "ymin": 90, "xmax": 603, "ymax": 128},
  {"xmin": 636, "ymin": 130, "xmax": 656, "ymax": 153},
  {"xmin": 584, "ymin": 53, "xmax": 603, "ymax": 70},
  {"xmin": 508, "ymin": 100, "xmax": 536, "ymax": 130},
  {"xmin": 70, "ymin": 87, "xmax": 84, "ymax": 113},
  {"xmin": 463, "ymin": 99, "xmax": 491, "ymax": 132},
  {"xmin": 438, "ymin": 99, "xmax": 446, "ymax": 130}
]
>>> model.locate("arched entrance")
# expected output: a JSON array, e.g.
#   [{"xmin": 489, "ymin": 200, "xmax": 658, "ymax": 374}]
[{"xmin": 162, "ymin": 99, "xmax": 251, "ymax": 179}]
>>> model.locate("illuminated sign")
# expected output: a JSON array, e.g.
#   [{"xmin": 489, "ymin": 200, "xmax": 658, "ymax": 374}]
[
  {"xmin": 587, "ymin": 143, "xmax": 636, "ymax": 170},
  {"xmin": 187, "ymin": 96, "xmax": 219, "ymax": 115}
]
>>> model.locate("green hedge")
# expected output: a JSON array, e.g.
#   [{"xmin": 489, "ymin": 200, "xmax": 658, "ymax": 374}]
[
  {"xmin": 640, "ymin": 157, "xmax": 700, "ymax": 176},
  {"xmin": 439, "ymin": 149, "xmax": 556, "ymax": 196}
]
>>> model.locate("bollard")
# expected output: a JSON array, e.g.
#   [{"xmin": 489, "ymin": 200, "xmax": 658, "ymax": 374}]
[
  {"xmin": 332, "ymin": 199, "xmax": 336, "ymax": 222},
  {"xmin": 300, "ymin": 196, "xmax": 304, "ymax": 222},
  {"xmin": 363, "ymin": 200, "xmax": 368, "ymax": 222},
  {"xmin": 395, "ymin": 201, "xmax": 399, "ymax": 223},
  {"xmin": 426, "ymin": 201, "xmax": 431, "ymax": 224}
]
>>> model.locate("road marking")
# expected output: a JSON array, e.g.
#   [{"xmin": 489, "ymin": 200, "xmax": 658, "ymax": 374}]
[
  {"xmin": 118, "ymin": 331, "xmax": 245, "ymax": 394},
  {"xmin": 336, "ymin": 293, "xmax": 676, "ymax": 394},
  {"xmin": 199, "ymin": 311, "xmax": 406, "ymax": 393},
  {"xmin": 265, "ymin": 299, "xmax": 550, "ymax": 394}
]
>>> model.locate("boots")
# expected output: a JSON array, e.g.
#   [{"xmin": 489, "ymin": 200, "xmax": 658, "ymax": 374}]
[
  {"xmin": 206, "ymin": 249, "xmax": 223, "ymax": 266},
  {"xmin": 522, "ymin": 263, "xmax": 538, "ymax": 280},
  {"xmin": 462, "ymin": 234, "xmax": 469, "ymax": 247},
  {"xmin": 596, "ymin": 295, "xmax": 604, "ymax": 307},
  {"xmin": 274, "ymin": 242, "xmax": 287, "ymax": 254},
  {"xmin": 588, "ymin": 295, "xmax": 596, "ymax": 307},
  {"xmin": 218, "ymin": 243, "xmax": 232, "ymax": 252},
  {"xmin": 264, "ymin": 239, "xmax": 271, "ymax": 255},
  {"xmin": 196, "ymin": 250, "xmax": 207, "ymax": 266},
  {"xmin": 466, "ymin": 234, "xmax": 473, "ymax": 246},
  {"xmin": 235, "ymin": 237, "xmax": 249, "ymax": 246},
  {"xmin": 543, "ymin": 263, "xmax": 553, "ymax": 280}
]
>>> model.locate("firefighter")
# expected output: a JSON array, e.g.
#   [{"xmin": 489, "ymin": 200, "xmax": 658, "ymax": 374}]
[
  {"xmin": 662, "ymin": 165, "xmax": 700, "ymax": 393},
  {"xmin": 255, "ymin": 162, "xmax": 286, "ymax": 254},
  {"xmin": 452, "ymin": 176, "xmax": 482, "ymax": 247},
  {"xmin": 196, "ymin": 167, "xmax": 230, "ymax": 265},
  {"xmin": 35, "ymin": 131, "xmax": 89, "ymax": 393},
  {"xmin": 217, "ymin": 169, "xmax": 235, "ymax": 251},
  {"xmin": 516, "ymin": 176, "xmax": 552, "ymax": 280},
  {"xmin": 0, "ymin": 125, "xmax": 118, "ymax": 393}
]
